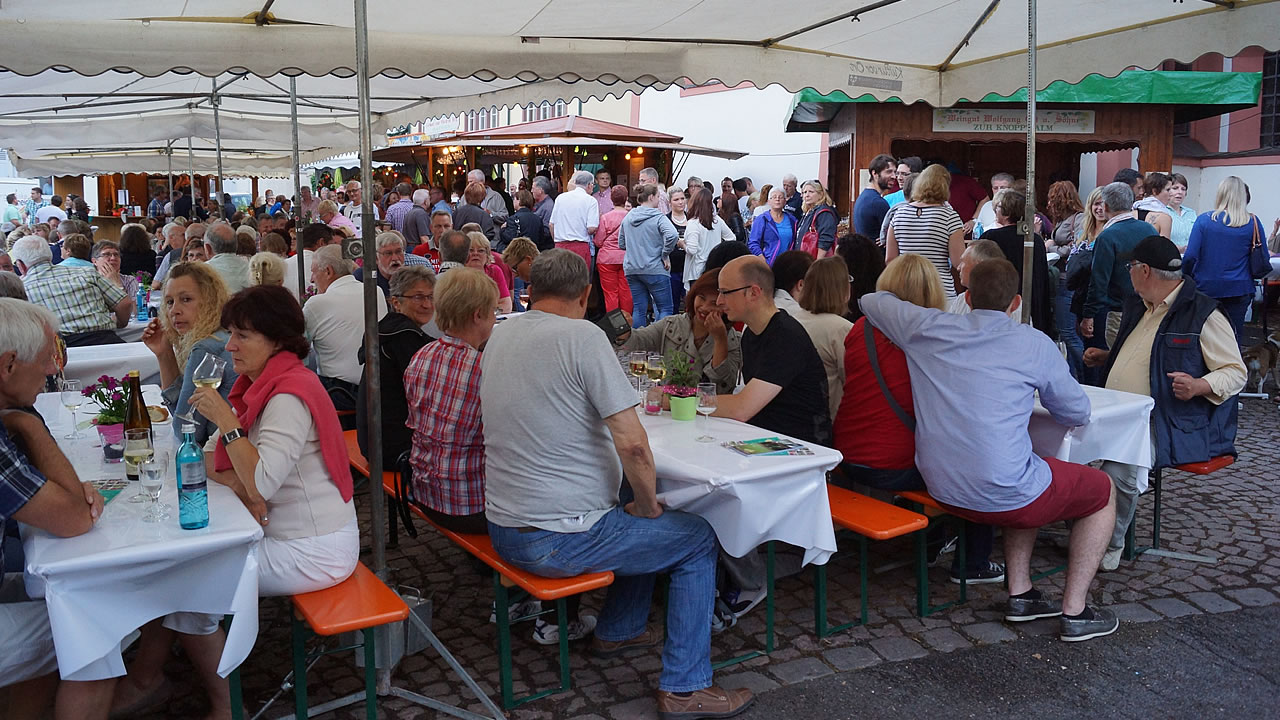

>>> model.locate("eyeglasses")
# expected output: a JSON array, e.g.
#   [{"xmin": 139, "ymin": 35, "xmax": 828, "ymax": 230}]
[
  {"xmin": 394, "ymin": 293, "xmax": 434, "ymax": 304},
  {"xmin": 717, "ymin": 285, "xmax": 753, "ymax": 296},
  {"xmin": 1126, "ymin": 261, "xmax": 1146, "ymax": 271}
]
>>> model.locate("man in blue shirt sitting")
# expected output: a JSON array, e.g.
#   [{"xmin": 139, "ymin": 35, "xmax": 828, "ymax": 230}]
[{"xmin": 861, "ymin": 259, "xmax": 1120, "ymax": 642}]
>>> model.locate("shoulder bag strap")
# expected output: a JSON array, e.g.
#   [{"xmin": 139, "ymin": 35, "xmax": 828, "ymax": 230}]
[{"xmin": 863, "ymin": 320, "xmax": 916, "ymax": 432}]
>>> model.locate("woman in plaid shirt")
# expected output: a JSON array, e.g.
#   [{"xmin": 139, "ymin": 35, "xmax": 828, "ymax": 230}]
[{"xmin": 404, "ymin": 268, "xmax": 499, "ymax": 534}]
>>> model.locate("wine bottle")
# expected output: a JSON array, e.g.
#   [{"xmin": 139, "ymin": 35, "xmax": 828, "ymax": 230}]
[{"xmin": 123, "ymin": 371, "xmax": 151, "ymax": 482}]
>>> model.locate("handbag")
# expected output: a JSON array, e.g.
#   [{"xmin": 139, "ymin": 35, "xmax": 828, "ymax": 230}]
[
  {"xmin": 864, "ymin": 320, "xmax": 914, "ymax": 432},
  {"xmin": 799, "ymin": 207, "xmax": 834, "ymax": 257},
  {"xmin": 1248, "ymin": 215, "xmax": 1272, "ymax": 279}
]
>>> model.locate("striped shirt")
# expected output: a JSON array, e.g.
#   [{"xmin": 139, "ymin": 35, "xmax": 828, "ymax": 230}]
[
  {"xmin": 889, "ymin": 204, "xmax": 963, "ymax": 295},
  {"xmin": 0, "ymin": 423, "xmax": 48, "ymax": 572},
  {"xmin": 404, "ymin": 334, "xmax": 486, "ymax": 516},
  {"xmin": 23, "ymin": 262, "xmax": 128, "ymax": 333}
]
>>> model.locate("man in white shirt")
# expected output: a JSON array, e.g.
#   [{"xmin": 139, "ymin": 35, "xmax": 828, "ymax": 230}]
[
  {"xmin": 548, "ymin": 170, "xmax": 600, "ymax": 268},
  {"xmin": 946, "ymin": 240, "xmax": 1005, "ymax": 314},
  {"xmin": 341, "ymin": 181, "xmax": 380, "ymax": 236},
  {"xmin": 303, "ymin": 245, "xmax": 387, "ymax": 410},
  {"xmin": 202, "ymin": 222, "xmax": 251, "ymax": 294},
  {"xmin": 34, "ymin": 196, "xmax": 67, "ymax": 226},
  {"xmin": 973, "ymin": 172, "xmax": 1014, "ymax": 238}
]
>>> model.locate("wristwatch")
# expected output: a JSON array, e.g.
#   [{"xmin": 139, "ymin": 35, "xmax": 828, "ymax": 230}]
[{"xmin": 222, "ymin": 427, "xmax": 246, "ymax": 446}]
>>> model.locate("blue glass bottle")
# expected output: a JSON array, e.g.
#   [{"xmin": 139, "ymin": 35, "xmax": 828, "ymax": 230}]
[
  {"xmin": 135, "ymin": 285, "xmax": 148, "ymax": 321},
  {"xmin": 176, "ymin": 423, "xmax": 209, "ymax": 529}
]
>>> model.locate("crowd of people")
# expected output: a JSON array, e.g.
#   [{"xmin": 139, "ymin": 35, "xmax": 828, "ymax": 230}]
[{"xmin": 0, "ymin": 155, "xmax": 1275, "ymax": 719}]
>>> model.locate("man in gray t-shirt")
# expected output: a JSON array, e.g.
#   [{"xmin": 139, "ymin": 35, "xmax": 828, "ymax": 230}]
[{"xmin": 480, "ymin": 250, "xmax": 752, "ymax": 716}]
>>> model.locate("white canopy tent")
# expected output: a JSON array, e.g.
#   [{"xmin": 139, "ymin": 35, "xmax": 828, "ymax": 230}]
[{"xmin": 2, "ymin": 9, "xmax": 1275, "ymax": 713}]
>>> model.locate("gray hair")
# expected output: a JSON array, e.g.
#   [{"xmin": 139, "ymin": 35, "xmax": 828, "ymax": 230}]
[
  {"xmin": 375, "ymin": 231, "xmax": 405, "ymax": 251},
  {"xmin": 467, "ymin": 170, "xmax": 486, "ymax": 184},
  {"xmin": 430, "ymin": 209, "xmax": 452, "ymax": 220},
  {"xmin": 532, "ymin": 176, "xmax": 552, "ymax": 194},
  {"xmin": 311, "ymin": 244, "xmax": 353, "ymax": 277},
  {"xmin": 570, "ymin": 170, "xmax": 595, "ymax": 188},
  {"xmin": 1100, "ymin": 182, "xmax": 1135, "ymax": 213},
  {"xmin": 10, "ymin": 236, "xmax": 52, "ymax": 269},
  {"xmin": 395, "ymin": 182, "xmax": 413, "ymax": 196},
  {"xmin": 412, "ymin": 188, "xmax": 430, "ymax": 205},
  {"xmin": 163, "ymin": 222, "xmax": 185, "ymax": 240},
  {"xmin": 345, "ymin": 180, "xmax": 362, "ymax": 191},
  {"xmin": 0, "ymin": 271, "xmax": 26, "ymax": 300},
  {"xmin": 687, "ymin": 176, "xmax": 703, "ymax": 186},
  {"xmin": 991, "ymin": 172, "xmax": 1015, "ymax": 185},
  {"xmin": 639, "ymin": 167, "xmax": 658, "ymax": 182},
  {"xmin": 529, "ymin": 248, "xmax": 589, "ymax": 303},
  {"xmin": 782, "ymin": 173, "xmax": 797, "ymax": 184},
  {"xmin": 57, "ymin": 219, "xmax": 83, "ymax": 239},
  {"xmin": 184, "ymin": 222, "xmax": 207, "ymax": 242},
  {"xmin": 963, "ymin": 239, "xmax": 1005, "ymax": 264},
  {"xmin": 389, "ymin": 264, "xmax": 436, "ymax": 297},
  {"xmin": 204, "ymin": 222, "xmax": 237, "ymax": 255},
  {"xmin": 1152, "ymin": 267, "xmax": 1184, "ymax": 282},
  {"xmin": 0, "ymin": 297, "xmax": 58, "ymax": 362}
]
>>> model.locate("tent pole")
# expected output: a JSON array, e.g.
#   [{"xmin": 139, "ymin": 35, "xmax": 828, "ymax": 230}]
[
  {"xmin": 212, "ymin": 78, "xmax": 225, "ymax": 220},
  {"xmin": 187, "ymin": 137, "xmax": 196, "ymax": 219},
  {"xmin": 291, "ymin": 76, "xmax": 305, "ymax": 299},
  {"xmin": 354, "ymin": 0, "xmax": 387, "ymax": 576},
  {"xmin": 166, "ymin": 141, "xmax": 173, "ymax": 218},
  {"xmin": 1020, "ymin": 0, "xmax": 1036, "ymax": 325}
]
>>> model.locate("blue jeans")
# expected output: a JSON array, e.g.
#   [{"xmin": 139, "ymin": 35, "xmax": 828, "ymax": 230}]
[
  {"xmin": 488, "ymin": 508, "xmax": 717, "ymax": 692},
  {"xmin": 627, "ymin": 273, "xmax": 674, "ymax": 328},
  {"xmin": 670, "ymin": 270, "xmax": 687, "ymax": 313},
  {"xmin": 1216, "ymin": 294, "xmax": 1251, "ymax": 343},
  {"xmin": 1055, "ymin": 276, "xmax": 1084, "ymax": 379}
]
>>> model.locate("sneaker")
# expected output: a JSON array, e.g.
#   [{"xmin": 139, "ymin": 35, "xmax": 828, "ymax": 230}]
[
  {"xmin": 710, "ymin": 596, "xmax": 737, "ymax": 634},
  {"xmin": 1059, "ymin": 605, "xmax": 1119, "ymax": 642},
  {"xmin": 656, "ymin": 686, "xmax": 754, "ymax": 720},
  {"xmin": 949, "ymin": 561, "xmax": 1006, "ymax": 585},
  {"xmin": 590, "ymin": 626, "xmax": 661, "ymax": 659},
  {"xmin": 722, "ymin": 586, "xmax": 767, "ymax": 619},
  {"xmin": 1100, "ymin": 546, "xmax": 1123, "ymax": 571},
  {"xmin": 929, "ymin": 536, "xmax": 958, "ymax": 566},
  {"xmin": 532, "ymin": 614, "xmax": 598, "ymax": 645},
  {"xmin": 488, "ymin": 597, "xmax": 542, "ymax": 624},
  {"xmin": 1005, "ymin": 590, "xmax": 1063, "ymax": 622}
]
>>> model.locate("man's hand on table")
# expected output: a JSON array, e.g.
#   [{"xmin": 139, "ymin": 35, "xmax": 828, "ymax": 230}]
[
  {"xmin": 1167, "ymin": 372, "xmax": 1211, "ymax": 401},
  {"xmin": 81, "ymin": 482, "xmax": 104, "ymax": 522}
]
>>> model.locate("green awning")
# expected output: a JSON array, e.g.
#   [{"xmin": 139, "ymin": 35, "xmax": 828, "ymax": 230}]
[{"xmin": 786, "ymin": 70, "xmax": 1262, "ymax": 132}]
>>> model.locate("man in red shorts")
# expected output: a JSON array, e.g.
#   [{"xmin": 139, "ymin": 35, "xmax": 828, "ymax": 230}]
[{"xmin": 860, "ymin": 258, "xmax": 1118, "ymax": 642}]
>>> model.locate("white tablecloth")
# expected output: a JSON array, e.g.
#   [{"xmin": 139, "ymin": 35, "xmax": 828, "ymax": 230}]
[
  {"xmin": 1030, "ymin": 384, "xmax": 1155, "ymax": 491},
  {"xmin": 640, "ymin": 413, "xmax": 840, "ymax": 567},
  {"xmin": 115, "ymin": 318, "xmax": 151, "ymax": 344},
  {"xmin": 22, "ymin": 387, "xmax": 262, "ymax": 681},
  {"xmin": 64, "ymin": 342, "xmax": 161, "ymax": 387}
]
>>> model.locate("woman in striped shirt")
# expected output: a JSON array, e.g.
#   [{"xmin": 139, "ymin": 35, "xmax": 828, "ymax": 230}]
[{"xmin": 885, "ymin": 164, "xmax": 965, "ymax": 295}]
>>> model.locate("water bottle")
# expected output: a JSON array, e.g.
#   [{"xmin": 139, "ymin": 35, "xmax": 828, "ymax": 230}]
[
  {"xmin": 176, "ymin": 423, "xmax": 209, "ymax": 529},
  {"xmin": 135, "ymin": 285, "xmax": 148, "ymax": 321}
]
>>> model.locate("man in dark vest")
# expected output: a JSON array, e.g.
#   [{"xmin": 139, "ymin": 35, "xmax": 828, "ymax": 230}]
[{"xmin": 1083, "ymin": 235, "xmax": 1246, "ymax": 571}]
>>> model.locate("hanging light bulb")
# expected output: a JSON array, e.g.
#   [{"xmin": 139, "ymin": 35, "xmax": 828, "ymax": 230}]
[
  {"xmin": 625, "ymin": 153, "xmax": 631, "ymax": 160},
  {"xmin": 521, "ymin": 146, "xmax": 529, "ymax": 155},
  {"xmin": 636, "ymin": 147, "xmax": 644, "ymax": 155},
  {"xmin": 602, "ymin": 154, "xmax": 608, "ymax": 161}
]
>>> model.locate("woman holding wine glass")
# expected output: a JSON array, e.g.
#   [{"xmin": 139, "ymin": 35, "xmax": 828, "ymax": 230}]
[{"xmin": 140, "ymin": 261, "xmax": 237, "ymax": 444}]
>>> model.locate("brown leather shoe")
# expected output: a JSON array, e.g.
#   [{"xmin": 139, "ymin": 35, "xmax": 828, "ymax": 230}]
[
  {"xmin": 589, "ymin": 626, "xmax": 661, "ymax": 658},
  {"xmin": 656, "ymin": 686, "xmax": 754, "ymax": 719}
]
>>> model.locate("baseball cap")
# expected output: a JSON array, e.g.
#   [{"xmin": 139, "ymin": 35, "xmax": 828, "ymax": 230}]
[{"xmin": 1124, "ymin": 235, "xmax": 1182, "ymax": 272}]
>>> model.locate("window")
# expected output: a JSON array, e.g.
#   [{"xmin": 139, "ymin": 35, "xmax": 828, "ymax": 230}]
[
  {"xmin": 523, "ymin": 103, "xmax": 535, "ymax": 123},
  {"xmin": 539, "ymin": 101, "xmax": 552, "ymax": 121},
  {"xmin": 554, "ymin": 100, "xmax": 567, "ymax": 118},
  {"xmin": 1263, "ymin": 51, "xmax": 1280, "ymax": 148},
  {"xmin": 489, "ymin": 106, "xmax": 500, "ymax": 129}
]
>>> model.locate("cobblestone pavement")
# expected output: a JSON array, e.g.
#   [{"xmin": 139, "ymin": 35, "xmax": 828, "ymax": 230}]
[{"xmin": 138, "ymin": 371, "xmax": 1279, "ymax": 719}]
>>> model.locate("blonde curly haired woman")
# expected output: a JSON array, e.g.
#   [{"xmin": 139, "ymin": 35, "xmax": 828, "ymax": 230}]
[{"xmin": 140, "ymin": 261, "xmax": 238, "ymax": 444}]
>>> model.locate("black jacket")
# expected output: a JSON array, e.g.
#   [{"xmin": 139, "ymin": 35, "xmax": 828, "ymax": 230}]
[
  {"xmin": 981, "ymin": 225, "xmax": 1056, "ymax": 340},
  {"xmin": 356, "ymin": 312, "xmax": 432, "ymax": 466}
]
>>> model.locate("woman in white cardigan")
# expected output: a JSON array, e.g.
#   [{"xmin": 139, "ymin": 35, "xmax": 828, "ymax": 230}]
[{"xmin": 682, "ymin": 188, "xmax": 737, "ymax": 288}]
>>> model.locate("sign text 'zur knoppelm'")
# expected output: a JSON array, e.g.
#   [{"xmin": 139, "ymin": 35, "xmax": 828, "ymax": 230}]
[{"xmin": 932, "ymin": 108, "xmax": 1096, "ymax": 134}]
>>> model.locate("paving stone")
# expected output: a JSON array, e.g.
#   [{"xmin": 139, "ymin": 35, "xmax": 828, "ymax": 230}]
[
  {"xmin": 962, "ymin": 621, "xmax": 1018, "ymax": 644},
  {"xmin": 1185, "ymin": 591, "xmax": 1243, "ymax": 614},
  {"xmin": 822, "ymin": 645, "xmax": 883, "ymax": 671},
  {"xmin": 1223, "ymin": 587, "xmax": 1279, "ymax": 607},
  {"xmin": 717, "ymin": 671, "xmax": 781, "ymax": 694},
  {"xmin": 768, "ymin": 657, "xmax": 834, "ymax": 685},
  {"xmin": 920, "ymin": 628, "xmax": 971, "ymax": 653},
  {"xmin": 1144, "ymin": 597, "xmax": 1202, "ymax": 619},
  {"xmin": 869, "ymin": 636, "xmax": 928, "ymax": 662},
  {"xmin": 607, "ymin": 696, "xmax": 656, "ymax": 720},
  {"xmin": 1110, "ymin": 602, "xmax": 1162, "ymax": 623}
]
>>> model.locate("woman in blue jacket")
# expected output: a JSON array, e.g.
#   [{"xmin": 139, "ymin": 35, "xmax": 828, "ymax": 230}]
[
  {"xmin": 748, "ymin": 188, "xmax": 795, "ymax": 266},
  {"xmin": 1183, "ymin": 176, "xmax": 1262, "ymax": 341}
]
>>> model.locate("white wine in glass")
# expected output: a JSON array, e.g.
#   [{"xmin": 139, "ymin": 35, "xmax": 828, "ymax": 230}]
[
  {"xmin": 123, "ymin": 427, "xmax": 154, "ymax": 503},
  {"xmin": 180, "ymin": 354, "xmax": 228, "ymax": 423}
]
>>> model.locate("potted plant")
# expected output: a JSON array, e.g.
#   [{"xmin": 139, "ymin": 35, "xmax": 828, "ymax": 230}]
[
  {"xmin": 661, "ymin": 348, "xmax": 699, "ymax": 421},
  {"xmin": 84, "ymin": 375, "xmax": 128, "ymax": 462}
]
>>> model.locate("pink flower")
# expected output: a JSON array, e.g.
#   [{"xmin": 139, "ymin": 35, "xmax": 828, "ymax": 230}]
[{"xmin": 110, "ymin": 391, "xmax": 123, "ymax": 402}]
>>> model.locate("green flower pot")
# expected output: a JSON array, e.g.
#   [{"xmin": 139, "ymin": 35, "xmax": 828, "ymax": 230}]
[{"xmin": 668, "ymin": 395, "xmax": 698, "ymax": 421}]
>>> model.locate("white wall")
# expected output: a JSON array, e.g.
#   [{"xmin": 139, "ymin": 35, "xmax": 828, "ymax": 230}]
[
  {"xmin": 636, "ymin": 85, "xmax": 823, "ymax": 189},
  {"xmin": 1188, "ymin": 163, "xmax": 1280, "ymax": 231}
]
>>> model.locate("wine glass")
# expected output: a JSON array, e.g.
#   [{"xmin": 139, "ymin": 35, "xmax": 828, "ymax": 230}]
[
  {"xmin": 646, "ymin": 353, "xmax": 665, "ymax": 385},
  {"xmin": 177, "ymin": 354, "xmax": 228, "ymax": 423},
  {"xmin": 124, "ymin": 428, "xmax": 154, "ymax": 503},
  {"xmin": 628, "ymin": 351, "xmax": 647, "ymax": 394},
  {"xmin": 140, "ymin": 450, "xmax": 170, "ymax": 522},
  {"xmin": 696, "ymin": 383, "xmax": 717, "ymax": 442},
  {"xmin": 60, "ymin": 379, "xmax": 83, "ymax": 439}
]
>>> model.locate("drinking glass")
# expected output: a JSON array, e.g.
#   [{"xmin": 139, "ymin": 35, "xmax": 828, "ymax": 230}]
[
  {"xmin": 696, "ymin": 383, "xmax": 717, "ymax": 442},
  {"xmin": 140, "ymin": 450, "xmax": 170, "ymax": 522},
  {"xmin": 60, "ymin": 379, "xmax": 83, "ymax": 440},
  {"xmin": 646, "ymin": 353, "xmax": 665, "ymax": 384},
  {"xmin": 628, "ymin": 351, "xmax": 647, "ymax": 393},
  {"xmin": 124, "ymin": 428, "xmax": 154, "ymax": 503},
  {"xmin": 178, "ymin": 354, "xmax": 228, "ymax": 423}
]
